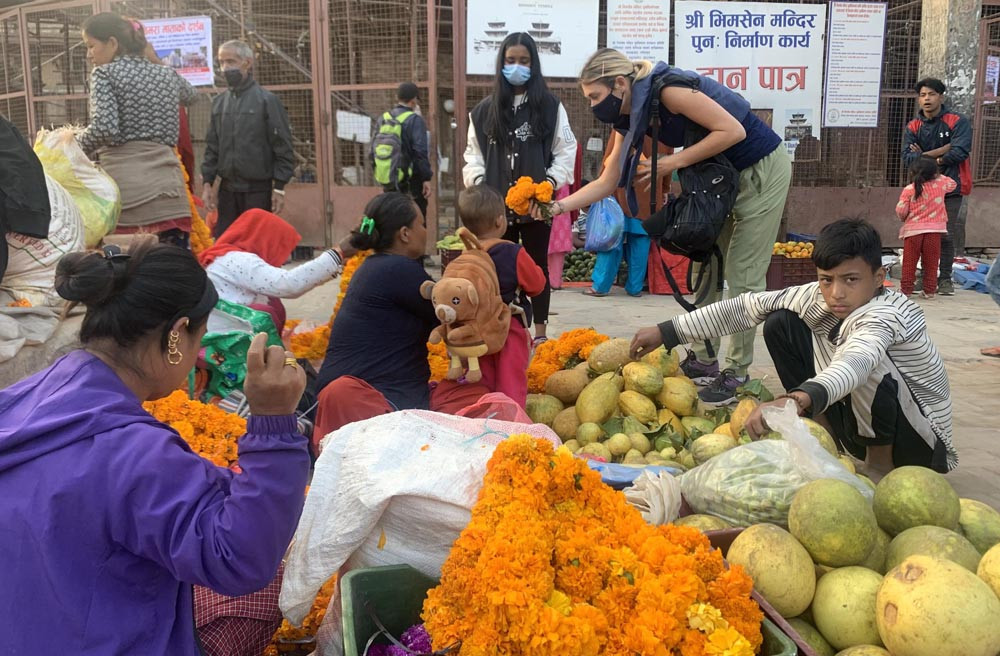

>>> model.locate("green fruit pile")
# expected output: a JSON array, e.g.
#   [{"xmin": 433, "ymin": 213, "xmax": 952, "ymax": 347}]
[
  {"xmin": 721, "ymin": 468, "xmax": 1000, "ymax": 656},
  {"xmin": 563, "ymin": 249, "xmax": 596, "ymax": 282}
]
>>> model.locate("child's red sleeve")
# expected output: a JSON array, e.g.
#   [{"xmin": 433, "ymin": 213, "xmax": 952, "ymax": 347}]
[
  {"xmin": 516, "ymin": 248, "xmax": 547, "ymax": 296},
  {"xmin": 943, "ymin": 177, "xmax": 957, "ymax": 194}
]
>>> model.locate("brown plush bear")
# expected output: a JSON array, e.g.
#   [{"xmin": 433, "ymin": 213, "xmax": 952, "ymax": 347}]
[{"xmin": 420, "ymin": 227, "xmax": 511, "ymax": 382}]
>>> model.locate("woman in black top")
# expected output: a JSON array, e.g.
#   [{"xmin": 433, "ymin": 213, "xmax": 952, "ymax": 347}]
[
  {"xmin": 463, "ymin": 33, "xmax": 577, "ymax": 347},
  {"xmin": 313, "ymin": 193, "xmax": 434, "ymax": 449}
]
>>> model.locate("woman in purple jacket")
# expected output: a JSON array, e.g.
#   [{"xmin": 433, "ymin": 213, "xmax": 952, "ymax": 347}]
[{"xmin": 0, "ymin": 236, "xmax": 310, "ymax": 654}]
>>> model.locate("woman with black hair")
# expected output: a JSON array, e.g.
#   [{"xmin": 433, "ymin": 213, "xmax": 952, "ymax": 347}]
[
  {"xmin": 79, "ymin": 12, "xmax": 197, "ymax": 246},
  {"xmin": 463, "ymin": 32, "xmax": 577, "ymax": 346},
  {"xmin": 312, "ymin": 192, "xmax": 436, "ymax": 452},
  {"xmin": 0, "ymin": 236, "xmax": 310, "ymax": 653}
]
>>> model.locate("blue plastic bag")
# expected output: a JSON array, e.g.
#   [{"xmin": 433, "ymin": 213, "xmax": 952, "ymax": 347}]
[{"xmin": 584, "ymin": 197, "xmax": 625, "ymax": 253}]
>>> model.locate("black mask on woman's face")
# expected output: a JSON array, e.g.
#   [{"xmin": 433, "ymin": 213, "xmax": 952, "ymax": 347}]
[{"xmin": 591, "ymin": 89, "xmax": 624, "ymax": 124}]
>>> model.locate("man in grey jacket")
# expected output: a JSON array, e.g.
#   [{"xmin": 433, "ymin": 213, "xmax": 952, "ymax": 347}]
[{"xmin": 201, "ymin": 40, "xmax": 295, "ymax": 237}]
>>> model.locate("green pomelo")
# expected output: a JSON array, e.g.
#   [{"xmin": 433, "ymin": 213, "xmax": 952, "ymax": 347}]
[
  {"xmin": 873, "ymin": 466, "xmax": 960, "ymax": 535},
  {"xmin": 812, "ymin": 566, "xmax": 884, "ymax": 650},
  {"xmin": 789, "ymin": 479, "xmax": 878, "ymax": 567},
  {"xmin": 885, "ymin": 525, "xmax": 981, "ymax": 573},
  {"xmin": 726, "ymin": 523, "xmax": 816, "ymax": 618}
]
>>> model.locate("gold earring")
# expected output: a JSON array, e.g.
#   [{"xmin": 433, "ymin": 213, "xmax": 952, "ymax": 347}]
[{"xmin": 167, "ymin": 330, "xmax": 183, "ymax": 366}]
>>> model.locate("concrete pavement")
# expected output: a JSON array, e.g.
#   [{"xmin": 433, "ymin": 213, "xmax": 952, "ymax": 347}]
[{"xmin": 285, "ymin": 271, "xmax": 1000, "ymax": 508}]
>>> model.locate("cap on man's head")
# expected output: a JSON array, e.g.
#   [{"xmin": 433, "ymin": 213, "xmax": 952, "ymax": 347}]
[{"xmin": 398, "ymin": 82, "xmax": 419, "ymax": 102}]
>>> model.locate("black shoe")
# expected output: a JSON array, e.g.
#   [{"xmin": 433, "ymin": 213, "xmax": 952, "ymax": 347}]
[
  {"xmin": 698, "ymin": 369, "xmax": 749, "ymax": 406},
  {"xmin": 937, "ymin": 278, "xmax": 955, "ymax": 296}
]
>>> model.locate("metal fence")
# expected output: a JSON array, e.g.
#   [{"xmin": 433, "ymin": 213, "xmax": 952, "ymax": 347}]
[{"xmin": 0, "ymin": 0, "xmax": 960, "ymax": 245}]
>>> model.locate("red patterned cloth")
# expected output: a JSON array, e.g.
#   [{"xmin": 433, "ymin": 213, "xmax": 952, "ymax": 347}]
[{"xmin": 194, "ymin": 564, "xmax": 284, "ymax": 656}]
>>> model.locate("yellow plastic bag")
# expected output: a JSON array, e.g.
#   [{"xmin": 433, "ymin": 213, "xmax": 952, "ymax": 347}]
[{"xmin": 33, "ymin": 127, "xmax": 120, "ymax": 247}]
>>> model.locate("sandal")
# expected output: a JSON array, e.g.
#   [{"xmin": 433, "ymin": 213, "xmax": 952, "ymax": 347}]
[
  {"xmin": 627, "ymin": 291, "xmax": 643, "ymax": 298},
  {"xmin": 532, "ymin": 336, "xmax": 549, "ymax": 349},
  {"xmin": 981, "ymin": 346, "xmax": 1000, "ymax": 358},
  {"xmin": 581, "ymin": 288, "xmax": 608, "ymax": 297}
]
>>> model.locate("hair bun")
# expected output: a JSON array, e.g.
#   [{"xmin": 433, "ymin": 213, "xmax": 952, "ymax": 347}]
[{"xmin": 55, "ymin": 251, "xmax": 122, "ymax": 305}]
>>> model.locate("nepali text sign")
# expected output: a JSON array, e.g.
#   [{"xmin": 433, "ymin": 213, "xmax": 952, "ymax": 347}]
[
  {"xmin": 607, "ymin": 0, "xmax": 671, "ymax": 62},
  {"xmin": 140, "ymin": 16, "xmax": 214, "ymax": 86},
  {"xmin": 674, "ymin": 1, "xmax": 827, "ymax": 160},
  {"xmin": 466, "ymin": 0, "xmax": 600, "ymax": 78},
  {"xmin": 823, "ymin": 2, "xmax": 886, "ymax": 127}
]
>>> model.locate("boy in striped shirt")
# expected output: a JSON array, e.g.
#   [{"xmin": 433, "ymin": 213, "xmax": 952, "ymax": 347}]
[{"xmin": 631, "ymin": 218, "xmax": 955, "ymax": 475}]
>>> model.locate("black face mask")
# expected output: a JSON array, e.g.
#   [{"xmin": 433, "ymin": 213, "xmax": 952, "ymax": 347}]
[
  {"xmin": 223, "ymin": 68, "xmax": 245, "ymax": 88},
  {"xmin": 591, "ymin": 90, "xmax": 624, "ymax": 124}
]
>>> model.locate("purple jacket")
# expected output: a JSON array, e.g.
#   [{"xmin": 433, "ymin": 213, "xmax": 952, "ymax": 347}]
[{"xmin": 0, "ymin": 351, "xmax": 311, "ymax": 654}]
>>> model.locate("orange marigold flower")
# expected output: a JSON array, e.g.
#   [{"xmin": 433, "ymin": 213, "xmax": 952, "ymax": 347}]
[
  {"xmin": 526, "ymin": 328, "xmax": 609, "ymax": 392},
  {"xmin": 7, "ymin": 298, "xmax": 31, "ymax": 307},
  {"xmin": 421, "ymin": 435, "xmax": 762, "ymax": 653},
  {"xmin": 143, "ymin": 390, "xmax": 245, "ymax": 467},
  {"xmin": 534, "ymin": 180, "xmax": 554, "ymax": 204}
]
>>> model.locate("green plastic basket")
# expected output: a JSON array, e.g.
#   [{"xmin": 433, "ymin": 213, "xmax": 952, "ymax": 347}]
[
  {"xmin": 341, "ymin": 564, "xmax": 797, "ymax": 656},
  {"xmin": 340, "ymin": 565, "xmax": 437, "ymax": 656}
]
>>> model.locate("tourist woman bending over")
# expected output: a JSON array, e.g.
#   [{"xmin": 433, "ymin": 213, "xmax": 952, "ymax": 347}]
[
  {"xmin": 0, "ymin": 237, "xmax": 310, "ymax": 653},
  {"xmin": 545, "ymin": 48, "xmax": 792, "ymax": 405}
]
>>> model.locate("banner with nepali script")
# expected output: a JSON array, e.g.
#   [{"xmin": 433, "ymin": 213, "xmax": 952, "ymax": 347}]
[{"xmin": 674, "ymin": 1, "xmax": 827, "ymax": 161}]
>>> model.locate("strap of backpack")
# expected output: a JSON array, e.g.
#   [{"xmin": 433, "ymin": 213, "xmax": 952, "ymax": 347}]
[{"xmin": 648, "ymin": 76, "xmax": 666, "ymax": 218}]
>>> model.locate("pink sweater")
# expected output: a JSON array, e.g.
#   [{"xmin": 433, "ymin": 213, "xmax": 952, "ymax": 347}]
[{"xmin": 896, "ymin": 175, "xmax": 957, "ymax": 239}]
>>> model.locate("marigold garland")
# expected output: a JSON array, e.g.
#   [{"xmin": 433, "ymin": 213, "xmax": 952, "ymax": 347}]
[
  {"xmin": 505, "ymin": 176, "xmax": 555, "ymax": 217},
  {"xmin": 264, "ymin": 575, "xmax": 338, "ymax": 653},
  {"xmin": 284, "ymin": 319, "xmax": 331, "ymax": 361},
  {"xmin": 427, "ymin": 341, "xmax": 450, "ymax": 383},
  {"xmin": 527, "ymin": 328, "xmax": 609, "ymax": 393},
  {"xmin": 330, "ymin": 250, "xmax": 372, "ymax": 324},
  {"xmin": 174, "ymin": 149, "xmax": 214, "ymax": 256},
  {"xmin": 143, "ymin": 390, "xmax": 246, "ymax": 467},
  {"xmin": 422, "ymin": 435, "xmax": 763, "ymax": 655}
]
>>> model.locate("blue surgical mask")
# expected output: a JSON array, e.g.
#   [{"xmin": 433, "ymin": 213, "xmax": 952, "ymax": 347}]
[{"xmin": 502, "ymin": 64, "xmax": 531, "ymax": 86}]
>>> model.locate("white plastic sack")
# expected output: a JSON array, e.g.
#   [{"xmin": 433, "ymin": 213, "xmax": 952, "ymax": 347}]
[
  {"xmin": 623, "ymin": 469, "xmax": 682, "ymax": 525},
  {"xmin": 278, "ymin": 409, "xmax": 560, "ymax": 655},
  {"xmin": 680, "ymin": 400, "xmax": 872, "ymax": 527},
  {"xmin": 2, "ymin": 174, "xmax": 84, "ymax": 306},
  {"xmin": 33, "ymin": 127, "xmax": 120, "ymax": 247}
]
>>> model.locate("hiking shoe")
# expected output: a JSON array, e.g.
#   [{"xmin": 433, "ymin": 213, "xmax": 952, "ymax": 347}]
[
  {"xmin": 680, "ymin": 350, "xmax": 720, "ymax": 385},
  {"xmin": 698, "ymin": 369, "xmax": 749, "ymax": 406},
  {"xmin": 937, "ymin": 278, "xmax": 955, "ymax": 296}
]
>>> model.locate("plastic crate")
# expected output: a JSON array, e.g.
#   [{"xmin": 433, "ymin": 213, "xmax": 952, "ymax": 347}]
[
  {"xmin": 766, "ymin": 255, "xmax": 817, "ymax": 290},
  {"xmin": 341, "ymin": 565, "xmax": 437, "ymax": 656},
  {"xmin": 786, "ymin": 232, "xmax": 818, "ymax": 243},
  {"xmin": 342, "ymin": 564, "xmax": 797, "ymax": 656}
]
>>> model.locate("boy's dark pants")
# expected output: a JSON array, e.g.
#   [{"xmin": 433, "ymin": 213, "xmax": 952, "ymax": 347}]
[{"xmin": 762, "ymin": 310, "xmax": 946, "ymax": 472}]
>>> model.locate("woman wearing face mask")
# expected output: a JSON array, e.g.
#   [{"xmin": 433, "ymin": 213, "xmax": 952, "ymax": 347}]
[
  {"xmin": 545, "ymin": 48, "xmax": 792, "ymax": 405},
  {"xmin": 463, "ymin": 32, "xmax": 577, "ymax": 347},
  {"xmin": 79, "ymin": 13, "xmax": 198, "ymax": 247}
]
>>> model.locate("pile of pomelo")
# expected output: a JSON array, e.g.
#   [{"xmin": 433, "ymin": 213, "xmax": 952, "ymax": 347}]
[{"xmin": 716, "ymin": 467, "xmax": 1000, "ymax": 656}]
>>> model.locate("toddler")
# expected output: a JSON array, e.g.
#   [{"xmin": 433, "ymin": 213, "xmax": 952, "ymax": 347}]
[{"xmin": 458, "ymin": 185, "xmax": 546, "ymax": 406}]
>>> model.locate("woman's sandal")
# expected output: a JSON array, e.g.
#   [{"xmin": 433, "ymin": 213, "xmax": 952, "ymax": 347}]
[
  {"xmin": 980, "ymin": 346, "xmax": 1000, "ymax": 358},
  {"xmin": 581, "ymin": 288, "xmax": 608, "ymax": 297}
]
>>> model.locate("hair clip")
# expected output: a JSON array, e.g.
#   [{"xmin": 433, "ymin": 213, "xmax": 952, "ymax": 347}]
[
  {"xmin": 360, "ymin": 216, "xmax": 376, "ymax": 235},
  {"xmin": 130, "ymin": 19, "xmax": 143, "ymax": 32},
  {"xmin": 102, "ymin": 244, "xmax": 131, "ymax": 262}
]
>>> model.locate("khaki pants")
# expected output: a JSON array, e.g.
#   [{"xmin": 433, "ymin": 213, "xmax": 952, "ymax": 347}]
[{"xmin": 690, "ymin": 146, "xmax": 792, "ymax": 376}]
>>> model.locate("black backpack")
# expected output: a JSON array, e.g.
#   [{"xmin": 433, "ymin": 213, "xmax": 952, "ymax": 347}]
[{"xmin": 641, "ymin": 72, "xmax": 741, "ymax": 357}]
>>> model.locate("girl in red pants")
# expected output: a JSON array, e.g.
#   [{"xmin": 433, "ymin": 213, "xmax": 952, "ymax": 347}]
[{"xmin": 896, "ymin": 157, "xmax": 956, "ymax": 298}]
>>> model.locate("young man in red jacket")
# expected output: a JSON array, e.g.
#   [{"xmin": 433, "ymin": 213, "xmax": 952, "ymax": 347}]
[{"xmin": 901, "ymin": 77, "xmax": 973, "ymax": 296}]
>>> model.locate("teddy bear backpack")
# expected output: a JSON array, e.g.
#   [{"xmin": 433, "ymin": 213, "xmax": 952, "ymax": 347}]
[{"xmin": 421, "ymin": 227, "xmax": 511, "ymax": 382}]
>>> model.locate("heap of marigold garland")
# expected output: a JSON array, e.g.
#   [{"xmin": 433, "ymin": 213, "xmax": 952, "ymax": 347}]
[
  {"xmin": 527, "ymin": 328, "xmax": 608, "ymax": 393},
  {"xmin": 505, "ymin": 176, "xmax": 554, "ymax": 217},
  {"xmin": 422, "ymin": 435, "xmax": 762, "ymax": 656},
  {"xmin": 143, "ymin": 390, "xmax": 246, "ymax": 467},
  {"xmin": 427, "ymin": 341, "xmax": 450, "ymax": 382}
]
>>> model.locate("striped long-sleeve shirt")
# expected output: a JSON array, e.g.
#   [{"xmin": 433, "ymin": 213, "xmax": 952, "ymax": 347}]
[{"xmin": 658, "ymin": 282, "xmax": 956, "ymax": 470}]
